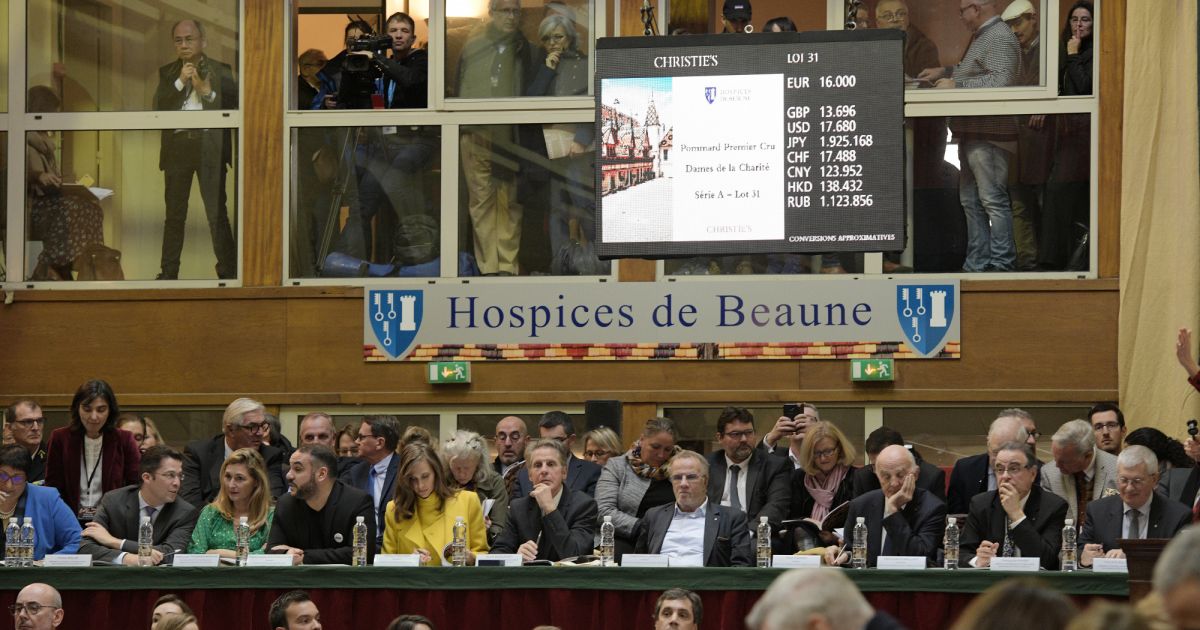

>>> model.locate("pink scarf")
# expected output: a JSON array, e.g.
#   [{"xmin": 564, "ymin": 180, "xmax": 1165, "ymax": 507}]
[{"xmin": 804, "ymin": 464, "xmax": 849, "ymax": 521}]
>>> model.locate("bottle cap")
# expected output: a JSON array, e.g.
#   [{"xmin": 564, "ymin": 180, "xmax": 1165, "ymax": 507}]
[
  {"xmin": 1065, "ymin": 518, "xmax": 1074, "ymax": 526},
  {"xmin": 141, "ymin": 515, "xmax": 151, "ymax": 524},
  {"xmin": 947, "ymin": 516, "xmax": 955, "ymax": 526},
  {"xmin": 357, "ymin": 515, "xmax": 365, "ymax": 523},
  {"xmin": 456, "ymin": 516, "xmax": 465, "ymax": 523},
  {"xmin": 604, "ymin": 515, "xmax": 612, "ymax": 523},
  {"xmin": 240, "ymin": 516, "xmax": 248, "ymax": 524},
  {"xmin": 760, "ymin": 516, "xmax": 768, "ymax": 523},
  {"xmin": 856, "ymin": 517, "xmax": 865, "ymax": 524},
  {"xmin": 21, "ymin": 517, "xmax": 30, "ymax": 524},
  {"xmin": 7, "ymin": 518, "xmax": 14, "ymax": 524}
]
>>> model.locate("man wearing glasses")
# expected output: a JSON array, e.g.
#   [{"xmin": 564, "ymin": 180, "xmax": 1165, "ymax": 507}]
[
  {"xmin": 634, "ymin": 450, "xmax": 753, "ymax": 566},
  {"xmin": 180, "ymin": 398, "xmax": 287, "ymax": 506},
  {"xmin": 79, "ymin": 445, "xmax": 198, "ymax": 566},
  {"xmin": 1079, "ymin": 445, "xmax": 1191, "ymax": 567},
  {"xmin": 1088, "ymin": 402, "xmax": 1126, "ymax": 455},
  {"xmin": 4, "ymin": 400, "xmax": 47, "ymax": 483},
  {"xmin": 704, "ymin": 407, "xmax": 790, "ymax": 538},
  {"xmin": 1041, "ymin": 419, "xmax": 1118, "ymax": 525},
  {"xmin": 10, "ymin": 583, "xmax": 63, "ymax": 629},
  {"xmin": 512, "ymin": 411, "xmax": 602, "ymax": 499},
  {"xmin": 959, "ymin": 441, "xmax": 1067, "ymax": 569}
]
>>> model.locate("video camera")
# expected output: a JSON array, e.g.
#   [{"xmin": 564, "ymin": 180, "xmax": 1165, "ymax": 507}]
[{"xmin": 337, "ymin": 34, "xmax": 394, "ymax": 108}]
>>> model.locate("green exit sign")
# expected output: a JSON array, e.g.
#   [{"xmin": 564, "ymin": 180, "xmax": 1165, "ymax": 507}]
[
  {"xmin": 427, "ymin": 361, "xmax": 471, "ymax": 384},
  {"xmin": 851, "ymin": 359, "xmax": 894, "ymax": 382}
]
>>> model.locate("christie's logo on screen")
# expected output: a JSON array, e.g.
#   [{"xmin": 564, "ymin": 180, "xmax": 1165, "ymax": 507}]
[{"xmin": 704, "ymin": 87, "xmax": 717, "ymax": 104}]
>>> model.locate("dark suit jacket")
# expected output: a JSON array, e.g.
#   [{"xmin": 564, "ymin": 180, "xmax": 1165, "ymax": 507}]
[
  {"xmin": 634, "ymin": 502, "xmax": 753, "ymax": 567},
  {"xmin": 1079, "ymin": 492, "xmax": 1192, "ymax": 553},
  {"xmin": 78, "ymin": 485, "xmax": 198, "ymax": 564},
  {"xmin": 705, "ymin": 450, "xmax": 791, "ymax": 529},
  {"xmin": 947, "ymin": 453, "xmax": 1043, "ymax": 515},
  {"xmin": 959, "ymin": 485, "xmax": 1068, "ymax": 569},
  {"xmin": 513, "ymin": 455, "xmax": 601, "ymax": 499},
  {"xmin": 491, "ymin": 488, "xmax": 598, "ymax": 561},
  {"xmin": 267, "ymin": 480, "xmax": 376, "ymax": 565},
  {"xmin": 1162, "ymin": 467, "xmax": 1200, "ymax": 509},
  {"xmin": 44, "ymin": 427, "xmax": 142, "ymax": 513},
  {"xmin": 845, "ymin": 487, "xmax": 947, "ymax": 567},
  {"xmin": 866, "ymin": 611, "xmax": 909, "ymax": 630},
  {"xmin": 789, "ymin": 468, "xmax": 856, "ymax": 521},
  {"xmin": 180, "ymin": 435, "xmax": 286, "ymax": 507},
  {"xmin": 152, "ymin": 55, "xmax": 237, "ymax": 169},
  {"xmin": 338, "ymin": 453, "xmax": 400, "ymax": 543},
  {"xmin": 852, "ymin": 460, "xmax": 947, "ymax": 503}
]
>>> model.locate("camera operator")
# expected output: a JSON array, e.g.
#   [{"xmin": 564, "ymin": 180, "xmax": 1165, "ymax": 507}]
[{"xmin": 375, "ymin": 12, "xmax": 427, "ymax": 109}]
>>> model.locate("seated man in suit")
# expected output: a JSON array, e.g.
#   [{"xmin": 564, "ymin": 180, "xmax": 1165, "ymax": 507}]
[
  {"xmin": 1041, "ymin": 418, "xmax": 1118, "ymax": 525},
  {"xmin": 338, "ymin": 415, "xmax": 400, "ymax": 546},
  {"xmin": 512, "ymin": 411, "xmax": 601, "ymax": 499},
  {"xmin": 960, "ymin": 441, "xmax": 1067, "ymax": 569},
  {"xmin": 851, "ymin": 426, "xmax": 946, "ymax": 502},
  {"xmin": 1079, "ymin": 445, "xmax": 1192, "ymax": 567},
  {"xmin": 269, "ymin": 444, "xmax": 376, "ymax": 565},
  {"xmin": 635, "ymin": 450, "xmax": 752, "ymax": 566},
  {"xmin": 705, "ymin": 407, "xmax": 790, "ymax": 537},
  {"xmin": 492, "ymin": 439, "xmax": 597, "ymax": 561},
  {"xmin": 826, "ymin": 445, "xmax": 946, "ymax": 567},
  {"xmin": 946, "ymin": 413, "xmax": 1029, "ymax": 514},
  {"xmin": 79, "ymin": 445, "xmax": 198, "ymax": 566},
  {"xmin": 181, "ymin": 397, "xmax": 286, "ymax": 506},
  {"xmin": 757, "ymin": 402, "xmax": 821, "ymax": 470}
]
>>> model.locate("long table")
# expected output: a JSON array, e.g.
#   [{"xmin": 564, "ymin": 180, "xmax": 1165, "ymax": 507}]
[{"xmin": 0, "ymin": 566, "xmax": 1127, "ymax": 630}]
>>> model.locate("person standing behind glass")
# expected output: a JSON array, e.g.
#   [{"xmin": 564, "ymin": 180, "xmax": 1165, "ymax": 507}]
[
  {"xmin": 0, "ymin": 446, "xmax": 81, "ymax": 559},
  {"xmin": 296, "ymin": 49, "xmax": 331, "ymax": 111},
  {"xmin": 186, "ymin": 448, "xmax": 275, "ymax": 558},
  {"xmin": 455, "ymin": 0, "xmax": 536, "ymax": 276},
  {"xmin": 152, "ymin": 19, "xmax": 238, "ymax": 280},
  {"xmin": 382, "ymin": 443, "xmax": 489, "ymax": 565},
  {"xmin": 44, "ymin": 379, "xmax": 141, "ymax": 523}
]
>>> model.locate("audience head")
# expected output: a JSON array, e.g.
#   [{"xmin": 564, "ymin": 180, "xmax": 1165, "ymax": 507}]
[
  {"xmin": 269, "ymin": 590, "xmax": 322, "ymax": 630},
  {"xmin": 336, "ymin": 424, "xmax": 359, "ymax": 458},
  {"xmin": 142, "ymin": 417, "xmax": 164, "ymax": 450},
  {"xmin": 298, "ymin": 413, "xmax": 336, "ymax": 448},
  {"xmin": 344, "ymin": 18, "xmax": 373, "ymax": 47},
  {"xmin": 961, "ymin": 0, "xmax": 1000, "ymax": 30},
  {"xmin": 1063, "ymin": 1, "xmax": 1094, "ymax": 46},
  {"xmin": 26, "ymin": 86, "xmax": 61, "ymax": 114},
  {"xmin": 386, "ymin": 12, "xmax": 417, "ymax": 58},
  {"xmin": 357, "ymin": 415, "xmax": 401, "ymax": 464},
  {"xmin": 263, "ymin": 413, "xmax": 283, "ymax": 447},
  {"xmin": 1116, "ymin": 446, "xmax": 1159, "ymax": 510},
  {"xmin": 721, "ymin": 0, "xmax": 752, "ymax": 33},
  {"xmin": 297, "ymin": 49, "xmax": 328, "ymax": 82},
  {"xmin": 799, "ymin": 421, "xmax": 856, "ymax": 477},
  {"xmin": 1064, "ymin": 601, "xmax": 1152, "ymax": 630},
  {"xmin": 70, "ymin": 379, "xmax": 120, "ymax": 438},
  {"xmin": 117, "ymin": 413, "xmax": 151, "ymax": 453},
  {"xmin": 666, "ymin": 451, "xmax": 709, "ymax": 512},
  {"xmin": 538, "ymin": 14, "xmax": 578, "ymax": 56},
  {"xmin": 216, "ymin": 448, "xmax": 271, "ymax": 526},
  {"xmin": 488, "ymin": 0, "xmax": 522, "ymax": 35},
  {"xmin": 150, "ymin": 594, "xmax": 193, "ymax": 630},
  {"xmin": 851, "ymin": 4, "xmax": 870, "ymax": 29},
  {"xmin": 442, "ymin": 430, "xmax": 490, "ymax": 487},
  {"xmin": 1155, "ymin": 526, "xmax": 1200, "ymax": 630},
  {"xmin": 997, "ymin": 408, "xmax": 1039, "ymax": 448},
  {"xmin": 1124, "ymin": 427, "xmax": 1192, "ymax": 471},
  {"xmin": 582, "ymin": 427, "xmax": 622, "ymax": 467},
  {"xmin": 763, "ymin": 16, "xmax": 797, "ymax": 32},
  {"xmin": 746, "ymin": 568, "xmax": 872, "ymax": 630},
  {"xmin": 993, "ymin": 441, "xmax": 1039, "ymax": 499},
  {"xmin": 171, "ymin": 19, "xmax": 207, "ymax": 64},
  {"xmin": 654, "ymin": 588, "xmax": 702, "ymax": 630},
  {"xmin": 5, "ymin": 400, "xmax": 44, "ymax": 454},
  {"xmin": 864, "ymin": 426, "xmax": 906, "ymax": 460},
  {"xmin": 139, "ymin": 445, "xmax": 184, "ymax": 506},
  {"xmin": 286, "ymin": 445, "xmax": 337, "ymax": 501},
  {"xmin": 386, "ymin": 616, "xmax": 435, "ymax": 630},
  {"xmin": 948, "ymin": 578, "xmax": 1077, "ymax": 630},
  {"xmin": 494, "ymin": 416, "xmax": 529, "ymax": 467},
  {"xmin": 874, "ymin": 444, "xmax": 917, "ymax": 498},
  {"xmin": 1051, "ymin": 419, "xmax": 1097, "ymax": 475},
  {"xmin": 538, "ymin": 411, "xmax": 577, "ymax": 450},
  {"xmin": 986, "ymin": 415, "xmax": 1030, "ymax": 464},
  {"xmin": 1001, "ymin": 0, "xmax": 1038, "ymax": 49},
  {"xmin": 0, "ymin": 445, "xmax": 32, "ymax": 500},
  {"xmin": 12, "ymin": 582, "xmax": 63, "ymax": 629},
  {"xmin": 715, "ymin": 407, "xmax": 756, "ymax": 465},
  {"xmin": 526, "ymin": 439, "xmax": 570, "ymax": 496},
  {"xmin": 639, "ymin": 418, "xmax": 679, "ymax": 469},
  {"xmin": 401, "ymin": 425, "xmax": 437, "ymax": 451},
  {"xmin": 875, "ymin": 0, "xmax": 911, "ymax": 31},
  {"xmin": 394, "ymin": 443, "xmax": 454, "ymax": 520},
  {"xmin": 222, "ymin": 398, "xmax": 268, "ymax": 451},
  {"xmin": 1088, "ymin": 403, "xmax": 1125, "ymax": 455},
  {"xmin": 156, "ymin": 614, "xmax": 199, "ymax": 630}
]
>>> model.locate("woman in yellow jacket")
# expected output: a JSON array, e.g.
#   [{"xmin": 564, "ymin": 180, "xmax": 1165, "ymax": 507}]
[{"xmin": 383, "ymin": 443, "xmax": 489, "ymax": 565}]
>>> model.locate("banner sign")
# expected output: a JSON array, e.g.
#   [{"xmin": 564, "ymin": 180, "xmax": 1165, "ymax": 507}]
[{"xmin": 364, "ymin": 279, "xmax": 958, "ymax": 362}]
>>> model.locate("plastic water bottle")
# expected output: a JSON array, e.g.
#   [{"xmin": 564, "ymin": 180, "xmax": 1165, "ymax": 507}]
[
  {"xmin": 756, "ymin": 516, "xmax": 772, "ymax": 568},
  {"xmin": 4, "ymin": 518, "xmax": 19, "ymax": 566},
  {"xmin": 943, "ymin": 517, "xmax": 959, "ymax": 570},
  {"xmin": 450, "ymin": 516, "xmax": 467, "ymax": 567},
  {"xmin": 352, "ymin": 516, "xmax": 369, "ymax": 567},
  {"xmin": 138, "ymin": 515, "xmax": 154, "ymax": 567},
  {"xmin": 19, "ymin": 518, "xmax": 34, "ymax": 567},
  {"xmin": 851, "ymin": 517, "xmax": 868, "ymax": 569},
  {"xmin": 235, "ymin": 516, "xmax": 250, "ymax": 567},
  {"xmin": 599, "ymin": 516, "xmax": 615, "ymax": 567},
  {"xmin": 1061, "ymin": 518, "xmax": 1077, "ymax": 572}
]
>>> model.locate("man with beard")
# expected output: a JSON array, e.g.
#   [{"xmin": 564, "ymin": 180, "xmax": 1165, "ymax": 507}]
[
  {"xmin": 705, "ymin": 407, "xmax": 790, "ymax": 536},
  {"xmin": 268, "ymin": 445, "xmax": 375, "ymax": 565}
]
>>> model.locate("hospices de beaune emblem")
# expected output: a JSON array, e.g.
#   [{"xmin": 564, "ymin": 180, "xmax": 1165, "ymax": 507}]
[
  {"xmin": 704, "ymin": 86, "xmax": 717, "ymax": 104},
  {"xmin": 368, "ymin": 290, "xmax": 423, "ymax": 359},
  {"xmin": 896, "ymin": 284, "xmax": 954, "ymax": 356}
]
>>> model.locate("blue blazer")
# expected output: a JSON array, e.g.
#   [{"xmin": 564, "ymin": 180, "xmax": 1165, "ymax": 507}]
[{"xmin": 21, "ymin": 484, "xmax": 81, "ymax": 559}]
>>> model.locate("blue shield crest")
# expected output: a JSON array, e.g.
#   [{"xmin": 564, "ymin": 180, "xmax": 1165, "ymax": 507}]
[
  {"xmin": 367, "ymin": 289, "xmax": 423, "ymax": 359},
  {"xmin": 704, "ymin": 87, "xmax": 717, "ymax": 104},
  {"xmin": 896, "ymin": 284, "xmax": 955, "ymax": 356}
]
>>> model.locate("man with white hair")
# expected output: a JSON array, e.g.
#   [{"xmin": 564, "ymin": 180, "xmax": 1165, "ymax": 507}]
[
  {"xmin": 1079, "ymin": 445, "xmax": 1191, "ymax": 567},
  {"xmin": 746, "ymin": 568, "xmax": 902, "ymax": 630},
  {"xmin": 1153, "ymin": 525, "xmax": 1200, "ymax": 630},
  {"xmin": 180, "ymin": 397, "xmax": 288, "ymax": 505},
  {"xmin": 1041, "ymin": 419, "xmax": 1118, "ymax": 525},
  {"xmin": 947, "ymin": 413, "xmax": 1031, "ymax": 514}
]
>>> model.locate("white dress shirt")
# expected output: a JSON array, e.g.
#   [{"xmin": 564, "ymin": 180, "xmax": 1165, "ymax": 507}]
[{"xmin": 660, "ymin": 500, "xmax": 707, "ymax": 566}]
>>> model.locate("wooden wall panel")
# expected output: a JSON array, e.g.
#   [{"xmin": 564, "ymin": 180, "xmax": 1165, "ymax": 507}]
[
  {"xmin": 1097, "ymin": 0, "xmax": 1125, "ymax": 278},
  {"xmin": 242, "ymin": 1, "xmax": 284, "ymax": 287}
]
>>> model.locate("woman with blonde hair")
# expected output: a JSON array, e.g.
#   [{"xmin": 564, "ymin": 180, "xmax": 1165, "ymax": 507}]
[
  {"xmin": 789, "ymin": 420, "xmax": 858, "ymax": 522},
  {"xmin": 383, "ymin": 443, "xmax": 488, "ymax": 565},
  {"xmin": 186, "ymin": 448, "xmax": 275, "ymax": 557},
  {"xmin": 949, "ymin": 578, "xmax": 1076, "ymax": 630},
  {"xmin": 441, "ymin": 430, "xmax": 509, "ymax": 543},
  {"xmin": 580, "ymin": 426, "xmax": 622, "ymax": 468}
]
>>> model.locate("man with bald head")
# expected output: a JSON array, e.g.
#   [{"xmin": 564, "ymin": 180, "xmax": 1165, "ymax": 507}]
[
  {"xmin": 299, "ymin": 412, "xmax": 355, "ymax": 477},
  {"xmin": 493, "ymin": 416, "xmax": 529, "ymax": 475},
  {"xmin": 947, "ymin": 414, "xmax": 1031, "ymax": 514},
  {"xmin": 826, "ymin": 445, "xmax": 947, "ymax": 567},
  {"xmin": 12, "ymin": 583, "xmax": 64, "ymax": 629}
]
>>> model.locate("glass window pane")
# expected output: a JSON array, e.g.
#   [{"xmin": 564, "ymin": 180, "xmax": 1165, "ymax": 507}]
[
  {"xmin": 24, "ymin": 129, "xmax": 239, "ymax": 281},
  {"xmin": 26, "ymin": 1, "xmax": 240, "ymax": 112},
  {"xmin": 290, "ymin": 125, "xmax": 441, "ymax": 279},
  {"xmin": 1058, "ymin": 0, "xmax": 1094, "ymax": 95},
  {"xmin": 446, "ymin": 0, "xmax": 593, "ymax": 100},
  {"xmin": 459, "ymin": 122, "xmax": 608, "ymax": 276},
  {"xmin": 882, "ymin": 405, "xmax": 1089, "ymax": 466},
  {"xmin": 905, "ymin": 113, "xmax": 1091, "ymax": 273}
]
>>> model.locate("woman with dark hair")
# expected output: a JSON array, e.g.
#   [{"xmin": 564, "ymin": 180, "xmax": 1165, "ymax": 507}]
[
  {"xmin": 762, "ymin": 16, "xmax": 797, "ymax": 32},
  {"xmin": 1125, "ymin": 428, "xmax": 1194, "ymax": 474},
  {"xmin": 387, "ymin": 615, "xmax": 435, "ymax": 630},
  {"xmin": 44, "ymin": 379, "xmax": 141, "ymax": 521},
  {"xmin": 0, "ymin": 445, "xmax": 80, "ymax": 559},
  {"xmin": 594, "ymin": 417, "xmax": 681, "ymax": 557},
  {"xmin": 382, "ymin": 443, "xmax": 488, "ymax": 565},
  {"xmin": 1060, "ymin": 0, "xmax": 1094, "ymax": 96},
  {"xmin": 949, "ymin": 578, "xmax": 1077, "ymax": 630},
  {"xmin": 150, "ymin": 594, "xmax": 194, "ymax": 630}
]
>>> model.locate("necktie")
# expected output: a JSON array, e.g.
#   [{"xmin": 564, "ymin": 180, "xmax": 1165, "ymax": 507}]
[
  {"xmin": 729, "ymin": 465, "xmax": 742, "ymax": 512},
  {"xmin": 1128, "ymin": 509, "xmax": 1142, "ymax": 540},
  {"xmin": 369, "ymin": 466, "xmax": 379, "ymax": 502},
  {"xmin": 1074, "ymin": 472, "xmax": 1091, "ymax": 527},
  {"xmin": 1001, "ymin": 516, "xmax": 1015, "ymax": 557}
]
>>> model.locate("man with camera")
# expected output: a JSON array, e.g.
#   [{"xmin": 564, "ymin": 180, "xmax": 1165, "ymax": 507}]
[{"xmin": 152, "ymin": 19, "xmax": 238, "ymax": 280}]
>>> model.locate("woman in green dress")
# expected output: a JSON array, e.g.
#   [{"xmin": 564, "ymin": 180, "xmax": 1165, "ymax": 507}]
[{"xmin": 186, "ymin": 448, "xmax": 274, "ymax": 557}]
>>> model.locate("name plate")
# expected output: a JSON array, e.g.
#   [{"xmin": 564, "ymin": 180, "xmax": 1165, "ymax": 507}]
[
  {"xmin": 476, "ymin": 554, "xmax": 523, "ymax": 567},
  {"xmin": 621, "ymin": 554, "xmax": 670, "ymax": 568},
  {"xmin": 42, "ymin": 555, "xmax": 91, "ymax": 567},
  {"xmin": 1091, "ymin": 558, "xmax": 1128, "ymax": 573},
  {"xmin": 246, "ymin": 554, "xmax": 294, "ymax": 567},
  {"xmin": 772, "ymin": 555, "xmax": 820, "ymax": 568},
  {"xmin": 877, "ymin": 556, "xmax": 927, "ymax": 570},
  {"xmin": 989, "ymin": 557, "xmax": 1039, "ymax": 572},
  {"xmin": 374, "ymin": 554, "xmax": 422, "ymax": 567},
  {"xmin": 669, "ymin": 554, "xmax": 704, "ymax": 567},
  {"xmin": 172, "ymin": 554, "xmax": 220, "ymax": 567}
]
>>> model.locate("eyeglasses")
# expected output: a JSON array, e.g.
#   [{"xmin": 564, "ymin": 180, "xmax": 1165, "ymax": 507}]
[
  {"xmin": 1069, "ymin": 15, "xmax": 1092, "ymax": 24},
  {"xmin": 541, "ymin": 33, "xmax": 568, "ymax": 43},
  {"xmin": 9, "ymin": 418, "xmax": 45, "ymax": 429},
  {"xmin": 877, "ymin": 10, "xmax": 908, "ymax": 22},
  {"xmin": 1027, "ymin": 430, "xmax": 1041, "ymax": 440},
  {"xmin": 155, "ymin": 471, "xmax": 185, "ymax": 482},
  {"xmin": 495, "ymin": 432, "xmax": 524, "ymax": 443},
  {"xmin": 722, "ymin": 430, "xmax": 755, "ymax": 441},
  {"xmin": 670, "ymin": 473, "xmax": 702, "ymax": 483},
  {"xmin": 1117, "ymin": 476, "xmax": 1148, "ymax": 488},
  {"xmin": 583, "ymin": 450, "xmax": 610, "ymax": 459},
  {"xmin": 237, "ymin": 422, "xmax": 268, "ymax": 434},
  {"xmin": 814, "ymin": 447, "xmax": 839, "ymax": 459},
  {"xmin": 1093, "ymin": 422, "xmax": 1121, "ymax": 432},
  {"xmin": 547, "ymin": 435, "xmax": 570, "ymax": 444},
  {"xmin": 173, "ymin": 36, "xmax": 200, "ymax": 45},
  {"xmin": 959, "ymin": 3, "xmax": 980, "ymax": 16},
  {"xmin": 355, "ymin": 432, "xmax": 380, "ymax": 442},
  {"xmin": 492, "ymin": 8, "xmax": 522, "ymax": 17},
  {"xmin": 994, "ymin": 464, "xmax": 1033, "ymax": 476},
  {"xmin": 9, "ymin": 603, "xmax": 57, "ymax": 616},
  {"xmin": 0, "ymin": 473, "xmax": 27, "ymax": 484}
]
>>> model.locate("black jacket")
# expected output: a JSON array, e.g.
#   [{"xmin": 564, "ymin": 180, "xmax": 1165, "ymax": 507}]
[
  {"xmin": 492, "ymin": 487, "xmax": 597, "ymax": 561},
  {"xmin": 514, "ymin": 455, "xmax": 602, "ymax": 500},
  {"xmin": 852, "ymin": 460, "xmax": 946, "ymax": 503},
  {"xmin": 1079, "ymin": 492, "xmax": 1192, "ymax": 554},
  {"xmin": 635, "ymin": 502, "xmax": 753, "ymax": 567},
  {"xmin": 947, "ymin": 453, "xmax": 1042, "ymax": 515},
  {"xmin": 267, "ymin": 480, "xmax": 376, "ymax": 565},
  {"xmin": 180, "ymin": 435, "xmax": 286, "ymax": 507},
  {"xmin": 379, "ymin": 48, "xmax": 428, "ymax": 108},
  {"xmin": 152, "ymin": 55, "xmax": 237, "ymax": 169},
  {"xmin": 959, "ymin": 485, "xmax": 1068, "ymax": 569},
  {"xmin": 844, "ymin": 487, "xmax": 947, "ymax": 567},
  {"xmin": 790, "ymin": 468, "xmax": 856, "ymax": 521},
  {"xmin": 78, "ymin": 486, "xmax": 198, "ymax": 564},
  {"xmin": 705, "ymin": 450, "xmax": 791, "ymax": 529}
]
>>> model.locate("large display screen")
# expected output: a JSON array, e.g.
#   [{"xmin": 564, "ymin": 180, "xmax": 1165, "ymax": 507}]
[{"xmin": 594, "ymin": 30, "xmax": 905, "ymax": 259}]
